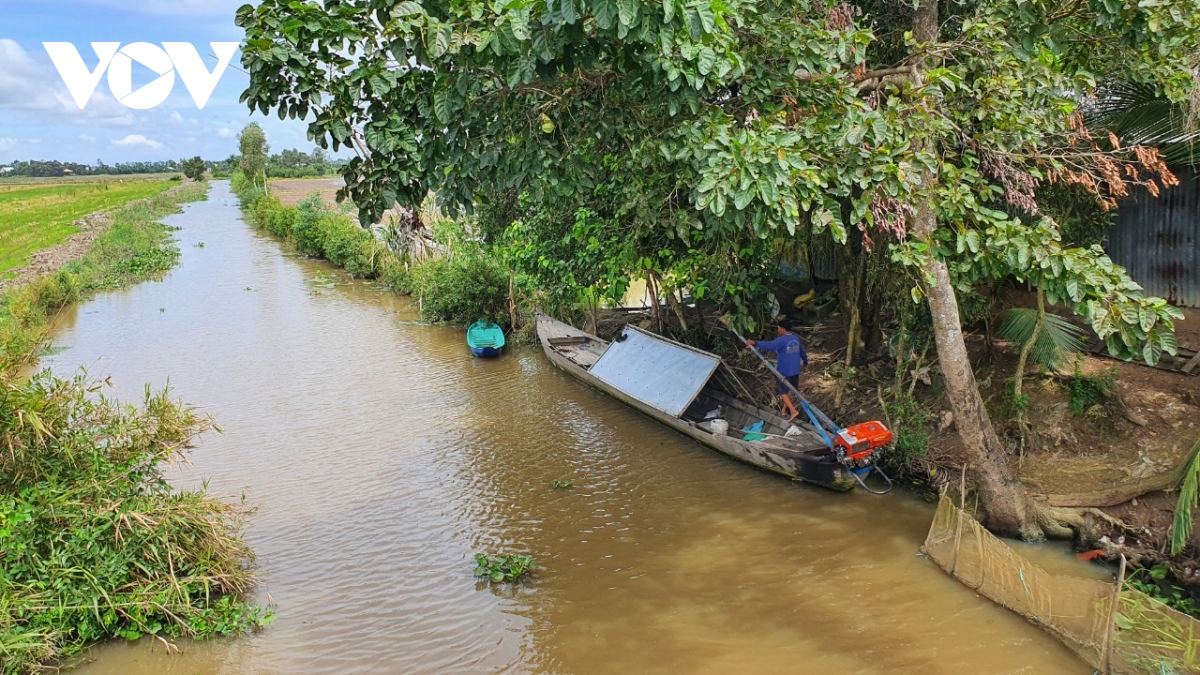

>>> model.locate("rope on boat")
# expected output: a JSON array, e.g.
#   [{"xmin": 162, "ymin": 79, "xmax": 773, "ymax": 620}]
[{"xmin": 798, "ymin": 399, "xmax": 834, "ymax": 449}]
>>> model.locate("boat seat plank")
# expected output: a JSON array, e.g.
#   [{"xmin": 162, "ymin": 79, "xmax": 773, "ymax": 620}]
[{"xmin": 541, "ymin": 320, "xmax": 608, "ymax": 369}]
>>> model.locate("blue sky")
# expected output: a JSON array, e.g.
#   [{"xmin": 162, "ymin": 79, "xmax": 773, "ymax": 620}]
[{"xmin": 0, "ymin": 0, "xmax": 319, "ymax": 164}]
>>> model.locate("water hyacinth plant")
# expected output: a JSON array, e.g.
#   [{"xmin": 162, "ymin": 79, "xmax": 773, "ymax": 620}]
[{"xmin": 473, "ymin": 554, "xmax": 535, "ymax": 585}]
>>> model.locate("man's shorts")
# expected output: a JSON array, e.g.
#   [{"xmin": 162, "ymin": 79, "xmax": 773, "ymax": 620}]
[{"xmin": 776, "ymin": 374, "xmax": 800, "ymax": 395}]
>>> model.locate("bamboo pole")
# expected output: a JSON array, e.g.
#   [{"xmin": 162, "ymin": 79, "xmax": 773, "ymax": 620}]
[
  {"xmin": 508, "ymin": 268, "xmax": 517, "ymax": 329},
  {"xmin": 1100, "ymin": 554, "xmax": 1128, "ymax": 674},
  {"xmin": 950, "ymin": 465, "xmax": 967, "ymax": 576}
]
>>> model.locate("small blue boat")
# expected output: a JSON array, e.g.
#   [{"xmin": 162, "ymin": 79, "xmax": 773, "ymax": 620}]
[{"xmin": 467, "ymin": 320, "xmax": 506, "ymax": 357}]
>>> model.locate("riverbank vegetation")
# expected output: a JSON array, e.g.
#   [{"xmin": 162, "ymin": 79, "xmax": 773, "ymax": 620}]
[
  {"xmin": 0, "ymin": 180, "xmax": 269, "ymax": 673},
  {"xmin": 233, "ymin": 172, "xmax": 384, "ymax": 278},
  {"xmin": 0, "ymin": 179, "xmax": 175, "ymax": 277},
  {"xmin": 0, "ymin": 354, "xmax": 269, "ymax": 673},
  {"xmin": 0, "ymin": 181, "xmax": 206, "ymax": 356},
  {"xmin": 231, "ymin": 173, "xmax": 514, "ymax": 328}
]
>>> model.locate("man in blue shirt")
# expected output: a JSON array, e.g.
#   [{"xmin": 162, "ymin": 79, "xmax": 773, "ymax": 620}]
[{"xmin": 746, "ymin": 324, "xmax": 809, "ymax": 420}]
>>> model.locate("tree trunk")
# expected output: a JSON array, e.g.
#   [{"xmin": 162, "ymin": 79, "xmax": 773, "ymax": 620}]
[
  {"xmin": 835, "ymin": 229, "xmax": 873, "ymax": 365},
  {"xmin": 1013, "ymin": 288, "xmax": 1044, "ymax": 461},
  {"xmin": 664, "ymin": 288, "xmax": 690, "ymax": 331},
  {"xmin": 508, "ymin": 268, "xmax": 519, "ymax": 330},
  {"xmin": 918, "ymin": 228, "xmax": 1041, "ymax": 539},
  {"xmin": 911, "ymin": 0, "xmax": 1043, "ymax": 540},
  {"xmin": 1012, "ymin": 288, "xmax": 1045, "ymax": 403},
  {"xmin": 645, "ymin": 272, "xmax": 664, "ymax": 333}
]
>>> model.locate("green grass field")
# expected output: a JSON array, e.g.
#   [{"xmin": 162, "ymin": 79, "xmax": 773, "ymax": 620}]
[{"xmin": 0, "ymin": 180, "xmax": 174, "ymax": 276}]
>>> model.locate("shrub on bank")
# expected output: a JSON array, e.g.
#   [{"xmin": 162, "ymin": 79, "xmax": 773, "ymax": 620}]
[
  {"xmin": 230, "ymin": 171, "xmax": 263, "ymax": 207},
  {"xmin": 232, "ymin": 177, "xmax": 381, "ymax": 279},
  {"xmin": 411, "ymin": 253, "xmax": 509, "ymax": 327},
  {"xmin": 379, "ymin": 256, "xmax": 414, "ymax": 295}
]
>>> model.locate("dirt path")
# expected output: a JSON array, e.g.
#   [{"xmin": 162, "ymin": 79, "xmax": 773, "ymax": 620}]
[{"xmin": 0, "ymin": 183, "xmax": 189, "ymax": 294}]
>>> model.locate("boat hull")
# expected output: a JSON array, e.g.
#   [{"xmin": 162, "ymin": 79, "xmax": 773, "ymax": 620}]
[
  {"xmin": 536, "ymin": 314, "xmax": 856, "ymax": 492},
  {"xmin": 467, "ymin": 320, "xmax": 506, "ymax": 358}
]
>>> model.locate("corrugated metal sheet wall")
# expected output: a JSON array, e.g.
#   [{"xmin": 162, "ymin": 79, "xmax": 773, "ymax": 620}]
[
  {"xmin": 809, "ymin": 237, "xmax": 838, "ymax": 280},
  {"xmin": 1108, "ymin": 167, "xmax": 1200, "ymax": 308}
]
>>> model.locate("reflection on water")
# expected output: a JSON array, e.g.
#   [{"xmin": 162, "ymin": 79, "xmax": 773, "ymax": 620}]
[{"xmin": 48, "ymin": 182, "xmax": 1090, "ymax": 674}]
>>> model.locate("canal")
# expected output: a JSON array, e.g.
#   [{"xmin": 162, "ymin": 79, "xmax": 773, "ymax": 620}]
[{"xmin": 50, "ymin": 182, "xmax": 1090, "ymax": 674}]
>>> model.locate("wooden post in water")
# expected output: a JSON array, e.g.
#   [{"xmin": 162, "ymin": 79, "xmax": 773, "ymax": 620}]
[
  {"xmin": 508, "ymin": 268, "xmax": 517, "ymax": 330},
  {"xmin": 1100, "ymin": 554, "xmax": 1127, "ymax": 674},
  {"xmin": 950, "ymin": 466, "xmax": 967, "ymax": 576}
]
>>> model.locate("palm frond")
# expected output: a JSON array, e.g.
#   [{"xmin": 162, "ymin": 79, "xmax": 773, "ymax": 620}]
[
  {"xmin": 1085, "ymin": 81, "xmax": 1200, "ymax": 167},
  {"xmin": 999, "ymin": 308, "xmax": 1087, "ymax": 370},
  {"xmin": 999, "ymin": 307, "xmax": 1038, "ymax": 343},
  {"xmin": 1170, "ymin": 437, "xmax": 1200, "ymax": 555}
]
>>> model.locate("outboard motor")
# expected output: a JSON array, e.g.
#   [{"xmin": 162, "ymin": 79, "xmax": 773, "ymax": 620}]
[
  {"xmin": 834, "ymin": 421, "xmax": 894, "ymax": 468},
  {"xmin": 831, "ymin": 421, "xmax": 894, "ymax": 494}
]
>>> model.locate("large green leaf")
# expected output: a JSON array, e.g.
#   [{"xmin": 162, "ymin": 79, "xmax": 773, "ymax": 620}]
[
  {"xmin": 999, "ymin": 307, "xmax": 1087, "ymax": 370},
  {"xmin": 1171, "ymin": 438, "xmax": 1200, "ymax": 555}
]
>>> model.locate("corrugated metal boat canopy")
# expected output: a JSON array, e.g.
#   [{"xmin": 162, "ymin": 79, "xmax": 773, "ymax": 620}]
[{"xmin": 589, "ymin": 326, "xmax": 721, "ymax": 418}]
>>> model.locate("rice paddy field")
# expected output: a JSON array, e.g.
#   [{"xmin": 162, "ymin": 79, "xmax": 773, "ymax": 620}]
[{"xmin": 0, "ymin": 178, "xmax": 175, "ymax": 277}]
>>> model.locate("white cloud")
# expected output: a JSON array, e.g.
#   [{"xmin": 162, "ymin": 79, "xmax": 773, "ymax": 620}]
[
  {"xmin": 217, "ymin": 127, "xmax": 235, "ymax": 138},
  {"xmin": 79, "ymin": 134, "xmax": 97, "ymax": 142},
  {"xmin": 0, "ymin": 39, "xmax": 134, "ymax": 127},
  {"xmin": 73, "ymin": 0, "xmax": 246, "ymax": 16},
  {"xmin": 169, "ymin": 111, "xmax": 185, "ymax": 123},
  {"xmin": 112, "ymin": 134, "xmax": 163, "ymax": 149}
]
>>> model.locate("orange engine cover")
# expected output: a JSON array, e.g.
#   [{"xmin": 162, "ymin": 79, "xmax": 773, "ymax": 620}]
[{"xmin": 834, "ymin": 421, "xmax": 894, "ymax": 461}]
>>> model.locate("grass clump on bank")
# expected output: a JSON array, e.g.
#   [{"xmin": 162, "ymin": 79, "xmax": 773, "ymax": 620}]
[
  {"xmin": 0, "ymin": 181, "xmax": 208, "ymax": 357},
  {"xmin": 0, "ymin": 180, "xmax": 175, "ymax": 277},
  {"xmin": 0, "ymin": 354, "xmax": 269, "ymax": 673}
]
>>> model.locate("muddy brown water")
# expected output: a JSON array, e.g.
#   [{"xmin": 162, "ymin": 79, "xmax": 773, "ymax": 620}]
[{"xmin": 45, "ymin": 182, "xmax": 1095, "ymax": 674}]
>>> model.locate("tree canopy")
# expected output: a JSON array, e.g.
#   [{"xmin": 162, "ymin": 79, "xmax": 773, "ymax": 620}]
[
  {"xmin": 182, "ymin": 156, "xmax": 207, "ymax": 181},
  {"xmin": 238, "ymin": 122, "xmax": 270, "ymax": 189},
  {"xmin": 238, "ymin": 0, "xmax": 1195, "ymax": 353},
  {"xmin": 238, "ymin": 0, "xmax": 1199, "ymax": 538}
]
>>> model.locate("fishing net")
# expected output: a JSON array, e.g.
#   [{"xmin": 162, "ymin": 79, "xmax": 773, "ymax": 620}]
[{"xmin": 923, "ymin": 496, "xmax": 1200, "ymax": 674}]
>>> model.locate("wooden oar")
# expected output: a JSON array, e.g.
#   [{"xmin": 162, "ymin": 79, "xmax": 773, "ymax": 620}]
[
  {"xmin": 720, "ymin": 317, "xmax": 894, "ymax": 495},
  {"xmin": 718, "ymin": 317, "xmax": 837, "ymax": 439}
]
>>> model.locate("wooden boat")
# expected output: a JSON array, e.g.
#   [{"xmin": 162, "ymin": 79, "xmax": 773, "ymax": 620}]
[
  {"xmin": 467, "ymin": 320, "xmax": 506, "ymax": 357},
  {"xmin": 536, "ymin": 313, "xmax": 889, "ymax": 492}
]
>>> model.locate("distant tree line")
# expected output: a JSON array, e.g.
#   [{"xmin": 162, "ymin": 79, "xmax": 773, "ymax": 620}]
[
  {"xmin": 209, "ymin": 144, "xmax": 346, "ymax": 180},
  {"xmin": 2, "ymin": 147, "xmax": 346, "ymax": 181},
  {"xmin": 0, "ymin": 159, "xmax": 185, "ymax": 178}
]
